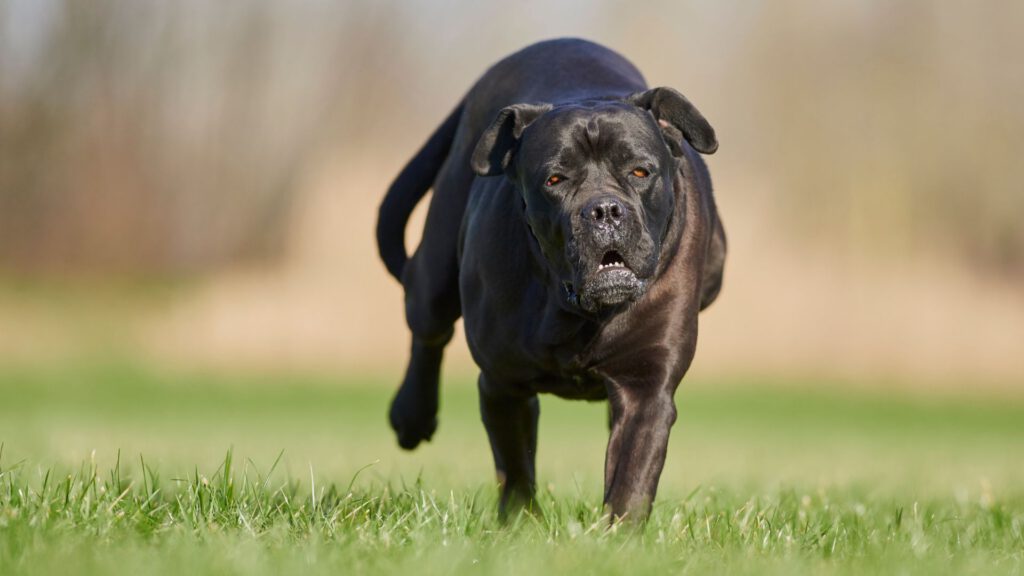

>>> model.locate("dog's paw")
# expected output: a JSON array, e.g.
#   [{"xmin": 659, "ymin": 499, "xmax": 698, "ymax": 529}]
[{"xmin": 388, "ymin": 387, "xmax": 438, "ymax": 450}]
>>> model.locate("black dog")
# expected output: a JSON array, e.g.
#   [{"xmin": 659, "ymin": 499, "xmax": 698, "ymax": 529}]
[{"xmin": 377, "ymin": 38, "xmax": 726, "ymax": 522}]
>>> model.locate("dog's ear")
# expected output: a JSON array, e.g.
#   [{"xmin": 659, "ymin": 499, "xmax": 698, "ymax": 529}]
[
  {"xmin": 471, "ymin": 103, "xmax": 553, "ymax": 176},
  {"xmin": 627, "ymin": 87, "xmax": 717, "ymax": 155}
]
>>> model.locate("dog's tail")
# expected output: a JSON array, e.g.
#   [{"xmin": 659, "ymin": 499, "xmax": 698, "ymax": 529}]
[{"xmin": 377, "ymin": 103, "xmax": 465, "ymax": 281}]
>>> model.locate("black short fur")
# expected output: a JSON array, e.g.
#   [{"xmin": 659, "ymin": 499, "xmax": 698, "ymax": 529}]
[{"xmin": 376, "ymin": 38, "xmax": 726, "ymax": 522}]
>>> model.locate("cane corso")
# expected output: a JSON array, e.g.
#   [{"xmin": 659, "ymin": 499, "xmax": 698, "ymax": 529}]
[{"xmin": 376, "ymin": 38, "xmax": 726, "ymax": 522}]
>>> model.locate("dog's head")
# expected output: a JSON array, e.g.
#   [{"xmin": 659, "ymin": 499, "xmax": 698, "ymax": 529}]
[{"xmin": 471, "ymin": 87, "xmax": 717, "ymax": 314}]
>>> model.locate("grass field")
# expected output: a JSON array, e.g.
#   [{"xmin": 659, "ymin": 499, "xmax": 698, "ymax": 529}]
[{"xmin": 1, "ymin": 360, "xmax": 1022, "ymax": 575}]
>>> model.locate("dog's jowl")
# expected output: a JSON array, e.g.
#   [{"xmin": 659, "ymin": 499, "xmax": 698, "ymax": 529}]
[{"xmin": 376, "ymin": 38, "xmax": 726, "ymax": 522}]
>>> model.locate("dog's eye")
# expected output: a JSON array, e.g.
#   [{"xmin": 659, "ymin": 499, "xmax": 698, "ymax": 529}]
[
  {"xmin": 545, "ymin": 175, "xmax": 564, "ymax": 187},
  {"xmin": 631, "ymin": 168, "xmax": 650, "ymax": 178}
]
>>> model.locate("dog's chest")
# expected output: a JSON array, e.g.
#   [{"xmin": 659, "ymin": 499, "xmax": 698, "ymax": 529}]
[{"xmin": 540, "ymin": 368, "xmax": 608, "ymax": 400}]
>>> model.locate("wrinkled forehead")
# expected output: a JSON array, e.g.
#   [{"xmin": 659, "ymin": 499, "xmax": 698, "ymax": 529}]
[{"xmin": 518, "ymin": 103, "xmax": 667, "ymax": 167}]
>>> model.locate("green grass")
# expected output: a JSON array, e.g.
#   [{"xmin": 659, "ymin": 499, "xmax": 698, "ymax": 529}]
[{"xmin": 1, "ymin": 360, "xmax": 1023, "ymax": 575}]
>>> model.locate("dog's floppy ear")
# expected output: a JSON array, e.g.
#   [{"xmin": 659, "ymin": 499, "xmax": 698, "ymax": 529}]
[
  {"xmin": 471, "ymin": 103, "xmax": 553, "ymax": 176},
  {"xmin": 627, "ymin": 87, "xmax": 717, "ymax": 155}
]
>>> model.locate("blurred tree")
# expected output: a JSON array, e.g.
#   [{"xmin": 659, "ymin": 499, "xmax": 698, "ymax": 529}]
[
  {"xmin": 0, "ymin": 0, "xmax": 351, "ymax": 275},
  {"xmin": 0, "ymin": 0, "xmax": 1021, "ymax": 279}
]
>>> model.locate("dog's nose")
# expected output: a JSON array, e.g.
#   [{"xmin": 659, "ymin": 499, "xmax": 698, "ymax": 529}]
[{"xmin": 583, "ymin": 197, "xmax": 625, "ymax": 228}]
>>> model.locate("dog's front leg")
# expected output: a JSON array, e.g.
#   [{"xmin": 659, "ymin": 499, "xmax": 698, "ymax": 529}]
[
  {"xmin": 478, "ymin": 374, "xmax": 540, "ymax": 520},
  {"xmin": 602, "ymin": 383, "xmax": 677, "ymax": 523}
]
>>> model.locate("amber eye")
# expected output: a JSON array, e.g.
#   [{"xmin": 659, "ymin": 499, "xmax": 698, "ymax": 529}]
[
  {"xmin": 631, "ymin": 168, "xmax": 650, "ymax": 178},
  {"xmin": 545, "ymin": 175, "xmax": 564, "ymax": 187}
]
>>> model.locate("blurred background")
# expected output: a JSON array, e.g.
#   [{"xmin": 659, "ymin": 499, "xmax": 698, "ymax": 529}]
[
  {"xmin": 1, "ymin": 0, "xmax": 1022, "ymax": 511},
  {"xmin": 1, "ymin": 0, "xmax": 1022, "ymax": 419}
]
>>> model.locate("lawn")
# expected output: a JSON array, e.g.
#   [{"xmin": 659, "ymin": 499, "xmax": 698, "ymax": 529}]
[{"xmin": 1, "ymin": 360, "xmax": 1022, "ymax": 575}]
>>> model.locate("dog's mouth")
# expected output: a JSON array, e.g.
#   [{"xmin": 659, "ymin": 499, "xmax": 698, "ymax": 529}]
[
  {"xmin": 598, "ymin": 248, "xmax": 630, "ymax": 272},
  {"xmin": 598, "ymin": 250, "xmax": 628, "ymax": 272},
  {"xmin": 593, "ymin": 250, "xmax": 639, "ymax": 285},
  {"xmin": 563, "ymin": 249, "xmax": 647, "ymax": 313}
]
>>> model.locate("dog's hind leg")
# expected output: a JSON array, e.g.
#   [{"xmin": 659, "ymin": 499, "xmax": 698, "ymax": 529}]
[
  {"xmin": 389, "ymin": 327, "xmax": 453, "ymax": 450},
  {"xmin": 388, "ymin": 152, "xmax": 473, "ymax": 450},
  {"xmin": 389, "ymin": 231, "xmax": 462, "ymax": 450}
]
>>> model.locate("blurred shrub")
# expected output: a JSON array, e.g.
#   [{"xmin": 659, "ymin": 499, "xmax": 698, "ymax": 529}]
[
  {"xmin": 741, "ymin": 2, "xmax": 1024, "ymax": 277},
  {"xmin": 0, "ymin": 0, "xmax": 352, "ymax": 275},
  {"xmin": 0, "ymin": 1, "xmax": 1021, "ymax": 278}
]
